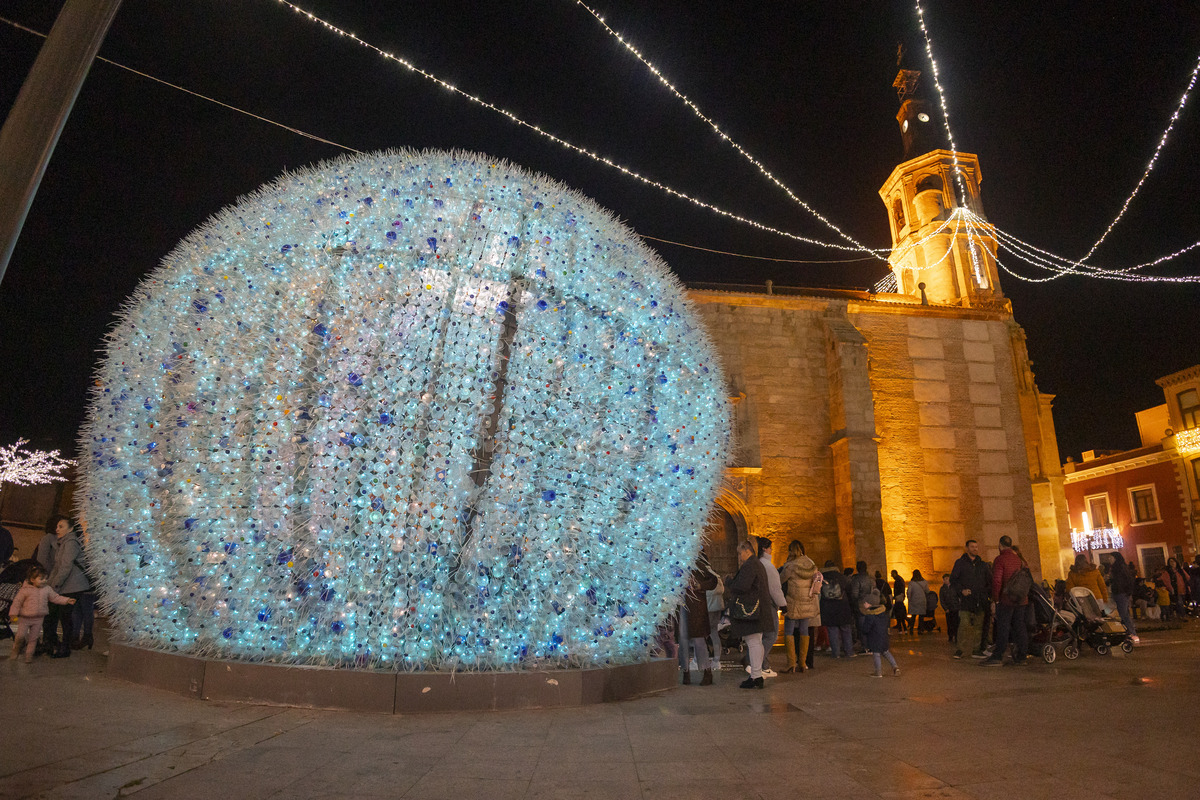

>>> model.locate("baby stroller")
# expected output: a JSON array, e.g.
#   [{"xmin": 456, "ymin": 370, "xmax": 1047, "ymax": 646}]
[
  {"xmin": 0, "ymin": 559, "xmax": 38, "ymax": 641},
  {"xmin": 1066, "ymin": 586, "xmax": 1134, "ymax": 655},
  {"xmin": 1029, "ymin": 583, "xmax": 1079, "ymax": 662}
]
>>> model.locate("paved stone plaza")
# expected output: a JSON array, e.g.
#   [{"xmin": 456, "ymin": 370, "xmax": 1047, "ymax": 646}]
[{"xmin": 3, "ymin": 623, "xmax": 1197, "ymax": 800}]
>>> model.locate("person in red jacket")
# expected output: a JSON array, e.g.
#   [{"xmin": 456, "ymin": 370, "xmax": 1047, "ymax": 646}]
[{"xmin": 980, "ymin": 536, "xmax": 1028, "ymax": 667}]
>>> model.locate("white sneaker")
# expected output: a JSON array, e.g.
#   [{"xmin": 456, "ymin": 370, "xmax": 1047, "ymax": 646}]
[
  {"xmin": 761, "ymin": 668, "xmax": 778, "ymax": 678},
  {"xmin": 1131, "ymin": 635, "xmax": 1140, "ymax": 644}
]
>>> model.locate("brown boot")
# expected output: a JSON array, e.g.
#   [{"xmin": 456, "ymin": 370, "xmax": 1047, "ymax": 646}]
[
  {"xmin": 798, "ymin": 635, "xmax": 811, "ymax": 671},
  {"xmin": 783, "ymin": 635, "xmax": 798, "ymax": 673},
  {"xmin": 700, "ymin": 669, "xmax": 713, "ymax": 686}
]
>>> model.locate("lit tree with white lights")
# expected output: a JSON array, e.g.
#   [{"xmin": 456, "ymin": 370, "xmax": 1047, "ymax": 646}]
[{"xmin": 0, "ymin": 439, "xmax": 74, "ymax": 507}]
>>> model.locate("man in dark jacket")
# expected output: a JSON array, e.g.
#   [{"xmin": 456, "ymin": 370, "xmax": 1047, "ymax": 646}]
[
  {"xmin": 949, "ymin": 539, "xmax": 991, "ymax": 659},
  {"xmin": 0, "ymin": 525, "xmax": 13, "ymax": 565},
  {"xmin": 980, "ymin": 535, "xmax": 1028, "ymax": 667}
]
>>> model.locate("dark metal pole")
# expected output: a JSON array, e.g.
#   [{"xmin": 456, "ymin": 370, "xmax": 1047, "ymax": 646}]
[{"xmin": 0, "ymin": 0, "xmax": 123, "ymax": 286}]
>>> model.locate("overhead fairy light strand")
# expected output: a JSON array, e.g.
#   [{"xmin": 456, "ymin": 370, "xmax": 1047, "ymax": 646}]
[
  {"xmin": 586, "ymin": 0, "xmax": 1200, "ymax": 284},
  {"xmin": 574, "ymin": 1, "xmax": 885, "ymax": 262},
  {"xmin": 1080, "ymin": 52, "xmax": 1200, "ymax": 262},
  {"xmin": 0, "ymin": 13, "xmax": 892, "ymax": 273},
  {"xmin": 912, "ymin": 0, "xmax": 1200, "ymax": 284},
  {"xmin": 269, "ymin": 0, "xmax": 884, "ymax": 255},
  {"xmin": 912, "ymin": 0, "xmax": 970, "ymax": 209},
  {"xmin": 974, "ymin": 210, "xmax": 1200, "ymax": 281},
  {"xmin": 965, "ymin": 211, "xmax": 1200, "ymax": 284}
]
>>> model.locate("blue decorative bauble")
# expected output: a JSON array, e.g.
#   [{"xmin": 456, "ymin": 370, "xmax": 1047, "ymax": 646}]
[{"xmin": 81, "ymin": 149, "xmax": 730, "ymax": 671}]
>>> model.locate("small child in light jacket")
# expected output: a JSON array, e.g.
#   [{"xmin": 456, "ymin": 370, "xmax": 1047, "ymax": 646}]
[{"xmin": 9, "ymin": 566, "xmax": 75, "ymax": 663}]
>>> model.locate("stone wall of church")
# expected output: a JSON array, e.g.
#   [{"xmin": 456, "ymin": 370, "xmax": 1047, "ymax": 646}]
[
  {"xmin": 847, "ymin": 307, "xmax": 1040, "ymax": 577},
  {"xmin": 690, "ymin": 296, "xmax": 840, "ymax": 563},
  {"xmin": 689, "ymin": 289, "xmax": 1043, "ymax": 578}
]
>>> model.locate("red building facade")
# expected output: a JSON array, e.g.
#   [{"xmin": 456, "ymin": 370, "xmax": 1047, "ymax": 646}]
[{"xmin": 1061, "ymin": 365, "xmax": 1200, "ymax": 578}]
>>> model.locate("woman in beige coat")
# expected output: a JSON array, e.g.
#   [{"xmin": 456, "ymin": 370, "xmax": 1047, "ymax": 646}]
[{"xmin": 779, "ymin": 539, "xmax": 820, "ymax": 673}]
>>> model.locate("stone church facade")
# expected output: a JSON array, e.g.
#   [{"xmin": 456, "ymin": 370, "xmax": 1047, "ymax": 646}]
[{"xmin": 689, "ymin": 72, "xmax": 1073, "ymax": 581}]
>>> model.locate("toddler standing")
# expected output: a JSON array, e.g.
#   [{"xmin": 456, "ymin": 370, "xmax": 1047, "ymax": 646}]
[
  {"xmin": 9, "ymin": 566, "xmax": 75, "ymax": 663},
  {"xmin": 1155, "ymin": 581, "xmax": 1172, "ymax": 621},
  {"xmin": 860, "ymin": 596, "xmax": 900, "ymax": 677}
]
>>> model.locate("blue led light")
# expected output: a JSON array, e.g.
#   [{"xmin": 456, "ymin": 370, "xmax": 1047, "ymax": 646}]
[{"xmin": 81, "ymin": 150, "xmax": 729, "ymax": 671}]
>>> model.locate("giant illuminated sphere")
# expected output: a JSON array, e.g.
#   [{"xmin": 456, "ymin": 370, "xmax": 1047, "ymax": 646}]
[{"xmin": 81, "ymin": 150, "xmax": 730, "ymax": 671}]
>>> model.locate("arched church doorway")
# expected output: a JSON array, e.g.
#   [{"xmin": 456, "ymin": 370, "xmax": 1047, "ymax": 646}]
[{"xmin": 703, "ymin": 504, "xmax": 747, "ymax": 578}]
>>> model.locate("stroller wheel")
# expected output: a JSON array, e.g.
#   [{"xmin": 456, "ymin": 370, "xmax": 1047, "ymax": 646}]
[
  {"xmin": 1042, "ymin": 644, "xmax": 1056, "ymax": 664},
  {"xmin": 1063, "ymin": 644, "xmax": 1080, "ymax": 660},
  {"xmin": 1120, "ymin": 639, "xmax": 1134, "ymax": 654},
  {"xmin": 1096, "ymin": 644, "xmax": 1110, "ymax": 656}
]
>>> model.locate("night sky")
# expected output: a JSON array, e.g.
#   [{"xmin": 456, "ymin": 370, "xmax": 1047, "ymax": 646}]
[{"xmin": 1, "ymin": 0, "xmax": 1198, "ymax": 463}]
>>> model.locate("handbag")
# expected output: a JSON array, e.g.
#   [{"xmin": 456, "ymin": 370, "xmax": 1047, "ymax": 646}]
[
  {"xmin": 730, "ymin": 596, "xmax": 759, "ymax": 620},
  {"xmin": 706, "ymin": 574, "xmax": 725, "ymax": 612}
]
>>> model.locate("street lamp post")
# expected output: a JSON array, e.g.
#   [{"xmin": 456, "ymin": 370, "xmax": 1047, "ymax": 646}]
[{"xmin": 0, "ymin": 0, "xmax": 123, "ymax": 286}]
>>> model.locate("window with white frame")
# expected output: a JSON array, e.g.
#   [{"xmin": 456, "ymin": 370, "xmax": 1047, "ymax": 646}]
[
  {"xmin": 1128, "ymin": 485, "xmax": 1161, "ymax": 525},
  {"xmin": 1084, "ymin": 493, "xmax": 1112, "ymax": 528},
  {"xmin": 1138, "ymin": 543, "xmax": 1168, "ymax": 578}
]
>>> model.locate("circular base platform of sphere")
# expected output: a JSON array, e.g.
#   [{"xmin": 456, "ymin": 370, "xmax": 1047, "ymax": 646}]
[{"xmin": 108, "ymin": 643, "xmax": 677, "ymax": 713}]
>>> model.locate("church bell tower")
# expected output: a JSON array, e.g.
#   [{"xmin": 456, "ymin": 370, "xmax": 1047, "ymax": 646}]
[{"xmin": 878, "ymin": 63, "xmax": 1003, "ymax": 307}]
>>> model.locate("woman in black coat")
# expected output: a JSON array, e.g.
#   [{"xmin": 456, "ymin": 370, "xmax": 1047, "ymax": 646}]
[
  {"xmin": 1108, "ymin": 551, "xmax": 1138, "ymax": 642},
  {"xmin": 891, "ymin": 569, "xmax": 909, "ymax": 632},
  {"xmin": 727, "ymin": 539, "xmax": 772, "ymax": 689}
]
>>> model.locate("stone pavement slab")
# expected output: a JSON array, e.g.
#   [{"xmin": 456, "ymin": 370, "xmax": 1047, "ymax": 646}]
[{"xmin": 2, "ymin": 624, "xmax": 1199, "ymax": 799}]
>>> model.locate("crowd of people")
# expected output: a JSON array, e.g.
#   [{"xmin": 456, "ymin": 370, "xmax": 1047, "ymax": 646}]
[
  {"xmin": 2, "ymin": 515, "xmax": 96, "ymax": 662},
  {"xmin": 670, "ymin": 535, "xmax": 1200, "ymax": 683},
  {"xmin": 8, "ymin": 517, "xmax": 1200, "ymax": 672}
]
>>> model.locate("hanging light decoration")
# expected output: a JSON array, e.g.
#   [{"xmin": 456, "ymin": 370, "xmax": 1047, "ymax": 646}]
[{"xmin": 1071, "ymin": 528, "xmax": 1125, "ymax": 553}]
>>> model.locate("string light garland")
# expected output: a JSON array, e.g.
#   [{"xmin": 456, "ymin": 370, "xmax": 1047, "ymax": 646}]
[
  {"xmin": 268, "ymin": 0, "xmax": 877, "ymax": 256},
  {"xmin": 1081, "ymin": 53, "xmax": 1200, "ymax": 262},
  {"xmin": 0, "ymin": 439, "xmax": 73, "ymax": 488},
  {"xmin": 80, "ymin": 149, "xmax": 731, "ymax": 671},
  {"xmin": 912, "ymin": 1, "xmax": 1200, "ymax": 285},
  {"xmin": 872, "ymin": 273, "xmax": 898, "ymax": 293},
  {"xmin": 575, "ymin": 1, "xmax": 884, "ymax": 262},
  {"xmin": 7, "ymin": 9, "xmax": 1194, "ymax": 286},
  {"xmin": 912, "ymin": 0, "xmax": 970, "ymax": 211},
  {"xmin": 2, "ymin": 14, "xmax": 868, "ymax": 275},
  {"xmin": 966, "ymin": 212, "xmax": 1200, "ymax": 284}
]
